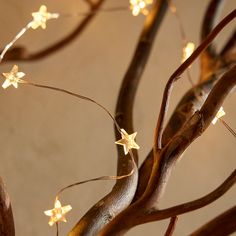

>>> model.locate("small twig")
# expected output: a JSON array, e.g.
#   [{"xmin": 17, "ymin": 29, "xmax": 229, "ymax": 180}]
[
  {"xmin": 164, "ymin": 216, "xmax": 178, "ymax": 236},
  {"xmin": 154, "ymin": 9, "xmax": 236, "ymax": 150},
  {"xmin": 100, "ymin": 169, "xmax": 236, "ymax": 235},
  {"xmin": 190, "ymin": 206, "xmax": 236, "ymax": 236},
  {"xmin": 144, "ymin": 169, "xmax": 236, "ymax": 223},
  {"xmin": 201, "ymin": 0, "xmax": 224, "ymax": 57},
  {"xmin": 199, "ymin": 0, "xmax": 227, "ymax": 83}
]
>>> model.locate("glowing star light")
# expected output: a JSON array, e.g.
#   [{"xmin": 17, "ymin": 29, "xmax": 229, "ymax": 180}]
[
  {"xmin": 44, "ymin": 199, "xmax": 72, "ymax": 226},
  {"xmin": 2, "ymin": 65, "xmax": 26, "ymax": 89},
  {"xmin": 129, "ymin": 0, "xmax": 153, "ymax": 16},
  {"xmin": 182, "ymin": 42, "xmax": 195, "ymax": 63},
  {"xmin": 212, "ymin": 107, "xmax": 226, "ymax": 125},
  {"xmin": 31, "ymin": 5, "xmax": 59, "ymax": 30},
  {"xmin": 115, "ymin": 129, "xmax": 140, "ymax": 155}
]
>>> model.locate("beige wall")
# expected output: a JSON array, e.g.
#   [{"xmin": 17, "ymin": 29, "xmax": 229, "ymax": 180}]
[{"xmin": 0, "ymin": 0, "xmax": 235, "ymax": 235}]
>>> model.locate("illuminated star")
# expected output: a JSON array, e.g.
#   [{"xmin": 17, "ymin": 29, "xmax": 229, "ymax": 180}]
[
  {"xmin": 129, "ymin": 0, "xmax": 153, "ymax": 16},
  {"xmin": 115, "ymin": 129, "xmax": 140, "ymax": 155},
  {"xmin": 31, "ymin": 5, "xmax": 59, "ymax": 30},
  {"xmin": 44, "ymin": 199, "xmax": 72, "ymax": 226},
  {"xmin": 2, "ymin": 65, "xmax": 26, "ymax": 89},
  {"xmin": 212, "ymin": 107, "xmax": 226, "ymax": 125},
  {"xmin": 182, "ymin": 42, "xmax": 195, "ymax": 63}
]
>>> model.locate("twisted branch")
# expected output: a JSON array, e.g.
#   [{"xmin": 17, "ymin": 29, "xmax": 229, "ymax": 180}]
[
  {"xmin": 69, "ymin": 0, "xmax": 168, "ymax": 235},
  {"xmin": 190, "ymin": 206, "xmax": 236, "ymax": 236}
]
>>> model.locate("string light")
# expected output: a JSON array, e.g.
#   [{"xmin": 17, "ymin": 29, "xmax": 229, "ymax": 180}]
[
  {"xmin": 1, "ymin": 65, "xmax": 27, "ymax": 89},
  {"xmin": 115, "ymin": 129, "xmax": 140, "ymax": 155},
  {"xmin": 212, "ymin": 107, "xmax": 226, "ymax": 125},
  {"xmin": 0, "ymin": 5, "xmax": 59, "ymax": 63},
  {"xmin": 30, "ymin": 5, "xmax": 59, "ymax": 30},
  {"xmin": 129, "ymin": 0, "xmax": 153, "ymax": 16},
  {"xmin": 167, "ymin": 0, "xmax": 195, "ymax": 86},
  {"xmin": 182, "ymin": 42, "xmax": 195, "ymax": 63},
  {"xmin": 44, "ymin": 199, "xmax": 72, "ymax": 226}
]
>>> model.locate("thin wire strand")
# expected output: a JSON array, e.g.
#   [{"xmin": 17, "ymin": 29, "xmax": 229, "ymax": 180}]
[
  {"xmin": 0, "ymin": 22, "xmax": 32, "ymax": 63},
  {"xmin": 55, "ymin": 150, "xmax": 136, "ymax": 198},
  {"xmin": 24, "ymin": 82, "xmax": 121, "ymax": 132},
  {"xmin": 167, "ymin": 0, "xmax": 195, "ymax": 86},
  {"xmin": 59, "ymin": 6, "xmax": 129, "ymax": 17},
  {"xmin": 220, "ymin": 118, "xmax": 236, "ymax": 138}
]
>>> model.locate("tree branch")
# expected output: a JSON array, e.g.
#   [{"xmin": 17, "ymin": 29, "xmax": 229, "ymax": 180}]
[
  {"xmin": 99, "ymin": 168, "xmax": 236, "ymax": 235},
  {"xmin": 69, "ymin": 0, "xmax": 168, "ymax": 235},
  {"xmin": 134, "ymin": 75, "xmax": 218, "ymax": 201},
  {"xmin": 199, "ymin": 0, "xmax": 225, "ymax": 81},
  {"xmin": 190, "ymin": 206, "xmax": 236, "ymax": 236},
  {"xmin": 1, "ymin": 0, "xmax": 105, "ymax": 62},
  {"xmin": 143, "ymin": 169, "xmax": 236, "ymax": 223},
  {"xmin": 220, "ymin": 28, "xmax": 236, "ymax": 58},
  {"xmin": 154, "ymin": 9, "xmax": 236, "ymax": 151},
  {"xmin": 164, "ymin": 216, "xmax": 178, "ymax": 236},
  {"xmin": 99, "ymin": 63, "xmax": 236, "ymax": 236},
  {"xmin": 0, "ymin": 178, "xmax": 15, "ymax": 236}
]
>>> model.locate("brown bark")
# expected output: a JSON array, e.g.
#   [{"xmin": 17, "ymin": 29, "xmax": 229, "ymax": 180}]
[{"xmin": 0, "ymin": 178, "xmax": 15, "ymax": 236}]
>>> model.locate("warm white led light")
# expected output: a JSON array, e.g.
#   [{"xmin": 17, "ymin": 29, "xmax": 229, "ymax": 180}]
[
  {"xmin": 2, "ymin": 65, "xmax": 26, "ymax": 89},
  {"xmin": 212, "ymin": 107, "xmax": 226, "ymax": 125},
  {"xmin": 44, "ymin": 199, "xmax": 72, "ymax": 226},
  {"xmin": 115, "ymin": 129, "xmax": 140, "ymax": 155}
]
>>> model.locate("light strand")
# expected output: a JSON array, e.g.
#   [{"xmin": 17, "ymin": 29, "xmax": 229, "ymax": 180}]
[
  {"xmin": 56, "ymin": 151, "xmax": 136, "ymax": 198},
  {"xmin": 220, "ymin": 118, "xmax": 236, "ymax": 138},
  {"xmin": 0, "ymin": 66, "xmax": 140, "ymax": 154},
  {"xmin": 0, "ymin": 23, "xmax": 32, "ymax": 63},
  {"xmin": 0, "ymin": 5, "xmax": 59, "ymax": 63},
  {"xmin": 44, "ymin": 150, "xmax": 136, "ymax": 228},
  {"xmin": 168, "ymin": 0, "xmax": 195, "ymax": 86},
  {"xmin": 25, "ymin": 82, "xmax": 122, "ymax": 132},
  {"xmin": 59, "ymin": 6, "xmax": 129, "ymax": 17}
]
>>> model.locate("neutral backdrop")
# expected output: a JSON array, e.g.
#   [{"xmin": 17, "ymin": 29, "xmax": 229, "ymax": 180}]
[{"xmin": 0, "ymin": 0, "xmax": 235, "ymax": 235}]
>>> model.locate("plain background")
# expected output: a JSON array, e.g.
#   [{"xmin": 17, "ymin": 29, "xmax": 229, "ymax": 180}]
[{"xmin": 0, "ymin": 0, "xmax": 235, "ymax": 235}]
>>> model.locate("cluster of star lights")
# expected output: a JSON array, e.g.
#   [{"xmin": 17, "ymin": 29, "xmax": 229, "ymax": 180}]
[{"xmin": 0, "ymin": 2, "xmax": 230, "ymax": 230}]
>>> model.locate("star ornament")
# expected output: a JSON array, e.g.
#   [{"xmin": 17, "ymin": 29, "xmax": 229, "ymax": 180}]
[
  {"xmin": 182, "ymin": 42, "xmax": 195, "ymax": 63},
  {"xmin": 115, "ymin": 129, "xmax": 140, "ymax": 155},
  {"xmin": 212, "ymin": 107, "xmax": 226, "ymax": 125},
  {"xmin": 44, "ymin": 199, "xmax": 72, "ymax": 226},
  {"xmin": 129, "ymin": 0, "xmax": 153, "ymax": 16},
  {"xmin": 2, "ymin": 65, "xmax": 26, "ymax": 89},
  {"xmin": 31, "ymin": 5, "xmax": 59, "ymax": 30}
]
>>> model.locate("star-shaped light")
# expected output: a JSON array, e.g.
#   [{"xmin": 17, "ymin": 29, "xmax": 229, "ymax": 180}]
[
  {"xmin": 182, "ymin": 42, "xmax": 195, "ymax": 63},
  {"xmin": 212, "ymin": 107, "xmax": 226, "ymax": 125},
  {"xmin": 115, "ymin": 129, "xmax": 140, "ymax": 155},
  {"xmin": 129, "ymin": 0, "xmax": 153, "ymax": 16},
  {"xmin": 2, "ymin": 65, "xmax": 26, "ymax": 89},
  {"xmin": 44, "ymin": 199, "xmax": 72, "ymax": 226},
  {"xmin": 31, "ymin": 5, "xmax": 59, "ymax": 30}
]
